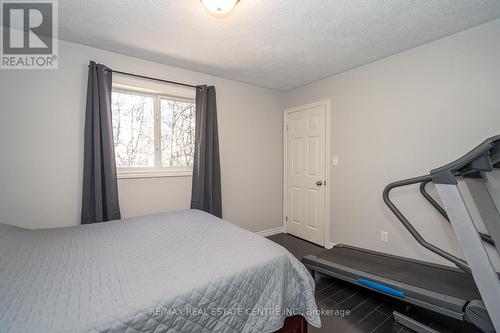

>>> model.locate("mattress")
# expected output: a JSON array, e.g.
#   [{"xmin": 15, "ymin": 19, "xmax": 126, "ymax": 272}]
[{"xmin": 0, "ymin": 209, "xmax": 320, "ymax": 332}]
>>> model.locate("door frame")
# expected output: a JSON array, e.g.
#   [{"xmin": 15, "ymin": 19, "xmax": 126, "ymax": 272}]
[{"xmin": 283, "ymin": 99, "xmax": 331, "ymax": 248}]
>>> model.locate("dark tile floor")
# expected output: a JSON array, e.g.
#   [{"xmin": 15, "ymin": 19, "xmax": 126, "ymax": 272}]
[{"xmin": 267, "ymin": 233, "xmax": 479, "ymax": 333}]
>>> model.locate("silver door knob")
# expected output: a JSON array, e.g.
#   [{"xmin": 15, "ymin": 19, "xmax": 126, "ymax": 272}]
[{"xmin": 316, "ymin": 181, "xmax": 323, "ymax": 186}]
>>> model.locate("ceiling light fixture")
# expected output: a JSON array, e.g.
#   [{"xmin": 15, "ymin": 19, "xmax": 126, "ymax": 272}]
[{"xmin": 201, "ymin": 0, "xmax": 239, "ymax": 18}]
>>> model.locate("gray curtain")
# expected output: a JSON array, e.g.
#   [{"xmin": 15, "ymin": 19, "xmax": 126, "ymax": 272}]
[
  {"xmin": 190, "ymin": 85, "xmax": 222, "ymax": 217},
  {"xmin": 81, "ymin": 61, "xmax": 121, "ymax": 224}
]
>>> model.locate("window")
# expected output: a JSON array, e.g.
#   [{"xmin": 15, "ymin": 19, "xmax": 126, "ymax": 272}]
[{"xmin": 111, "ymin": 88, "xmax": 195, "ymax": 178}]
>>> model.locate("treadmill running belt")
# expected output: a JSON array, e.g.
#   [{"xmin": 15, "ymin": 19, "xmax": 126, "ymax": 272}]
[{"xmin": 316, "ymin": 246, "xmax": 481, "ymax": 300}]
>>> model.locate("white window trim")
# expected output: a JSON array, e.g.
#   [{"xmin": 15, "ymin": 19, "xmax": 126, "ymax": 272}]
[
  {"xmin": 112, "ymin": 84, "xmax": 195, "ymax": 179},
  {"xmin": 117, "ymin": 168, "xmax": 193, "ymax": 179}
]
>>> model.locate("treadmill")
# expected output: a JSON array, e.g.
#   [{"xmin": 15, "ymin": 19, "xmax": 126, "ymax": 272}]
[{"xmin": 303, "ymin": 135, "xmax": 500, "ymax": 333}]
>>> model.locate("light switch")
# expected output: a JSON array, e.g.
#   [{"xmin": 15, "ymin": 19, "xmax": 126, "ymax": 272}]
[{"xmin": 332, "ymin": 156, "xmax": 339, "ymax": 166}]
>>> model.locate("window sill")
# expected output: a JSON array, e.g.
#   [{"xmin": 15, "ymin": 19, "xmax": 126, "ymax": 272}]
[{"xmin": 117, "ymin": 170, "xmax": 193, "ymax": 179}]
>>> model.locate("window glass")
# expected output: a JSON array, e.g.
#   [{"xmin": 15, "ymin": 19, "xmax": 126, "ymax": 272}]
[
  {"xmin": 111, "ymin": 91, "xmax": 155, "ymax": 168},
  {"xmin": 160, "ymin": 98, "xmax": 196, "ymax": 168}
]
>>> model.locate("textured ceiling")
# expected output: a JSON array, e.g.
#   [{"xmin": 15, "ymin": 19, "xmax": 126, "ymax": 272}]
[{"xmin": 57, "ymin": 0, "xmax": 500, "ymax": 91}]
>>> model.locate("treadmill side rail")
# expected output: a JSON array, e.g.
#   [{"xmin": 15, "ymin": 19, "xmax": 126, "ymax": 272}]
[
  {"xmin": 302, "ymin": 254, "xmax": 467, "ymax": 320},
  {"xmin": 393, "ymin": 312, "xmax": 440, "ymax": 333}
]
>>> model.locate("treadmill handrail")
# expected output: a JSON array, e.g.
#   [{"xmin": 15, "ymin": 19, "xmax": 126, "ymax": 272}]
[
  {"xmin": 420, "ymin": 180, "xmax": 449, "ymax": 220},
  {"xmin": 383, "ymin": 174, "xmax": 472, "ymax": 273},
  {"xmin": 420, "ymin": 180, "xmax": 495, "ymax": 246}
]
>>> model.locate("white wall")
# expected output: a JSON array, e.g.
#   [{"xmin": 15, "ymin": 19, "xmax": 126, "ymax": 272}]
[
  {"xmin": 284, "ymin": 19, "xmax": 500, "ymax": 265},
  {"xmin": 2, "ymin": 18, "xmax": 498, "ymax": 261},
  {"xmin": 0, "ymin": 40, "xmax": 284, "ymax": 233}
]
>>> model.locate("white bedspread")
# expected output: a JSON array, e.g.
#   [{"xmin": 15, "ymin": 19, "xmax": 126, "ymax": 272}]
[{"xmin": 0, "ymin": 209, "xmax": 320, "ymax": 332}]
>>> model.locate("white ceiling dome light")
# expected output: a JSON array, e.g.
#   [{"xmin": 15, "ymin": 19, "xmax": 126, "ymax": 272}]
[{"xmin": 201, "ymin": 0, "xmax": 239, "ymax": 18}]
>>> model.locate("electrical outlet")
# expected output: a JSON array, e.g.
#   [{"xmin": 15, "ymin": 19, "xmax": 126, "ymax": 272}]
[
  {"xmin": 381, "ymin": 231, "xmax": 388, "ymax": 242},
  {"xmin": 332, "ymin": 156, "xmax": 339, "ymax": 166}
]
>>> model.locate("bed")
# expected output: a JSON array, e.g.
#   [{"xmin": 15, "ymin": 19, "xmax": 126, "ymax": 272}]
[{"xmin": 0, "ymin": 209, "xmax": 320, "ymax": 332}]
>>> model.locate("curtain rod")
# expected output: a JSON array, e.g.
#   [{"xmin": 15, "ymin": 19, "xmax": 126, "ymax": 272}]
[{"xmin": 106, "ymin": 67, "xmax": 198, "ymax": 89}]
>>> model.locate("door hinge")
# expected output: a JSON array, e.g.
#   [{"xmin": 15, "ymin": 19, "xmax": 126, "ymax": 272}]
[{"xmin": 285, "ymin": 216, "xmax": 288, "ymax": 222}]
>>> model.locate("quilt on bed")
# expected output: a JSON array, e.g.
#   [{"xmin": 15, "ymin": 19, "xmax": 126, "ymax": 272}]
[{"xmin": 0, "ymin": 209, "xmax": 320, "ymax": 332}]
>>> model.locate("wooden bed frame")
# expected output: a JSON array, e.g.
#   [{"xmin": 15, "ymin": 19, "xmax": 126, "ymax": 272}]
[{"xmin": 275, "ymin": 315, "xmax": 308, "ymax": 333}]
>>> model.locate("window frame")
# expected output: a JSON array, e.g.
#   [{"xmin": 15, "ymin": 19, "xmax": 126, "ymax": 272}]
[{"xmin": 111, "ymin": 85, "xmax": 196, "ymax": 179}]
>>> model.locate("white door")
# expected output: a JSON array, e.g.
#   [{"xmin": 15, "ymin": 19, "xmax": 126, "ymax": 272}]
[{"xmin": 286, "ymin": 104, "xmax": 326, "ymax": 246}]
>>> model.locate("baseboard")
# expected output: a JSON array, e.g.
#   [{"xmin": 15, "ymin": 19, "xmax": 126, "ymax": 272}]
[
  {"xmin": 326, "ymin": 241, "xmax": 335, "ymax": 249},
  {"xmin": 256, "ymin": 226, "xmax": 285, "ymax": 237}
]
